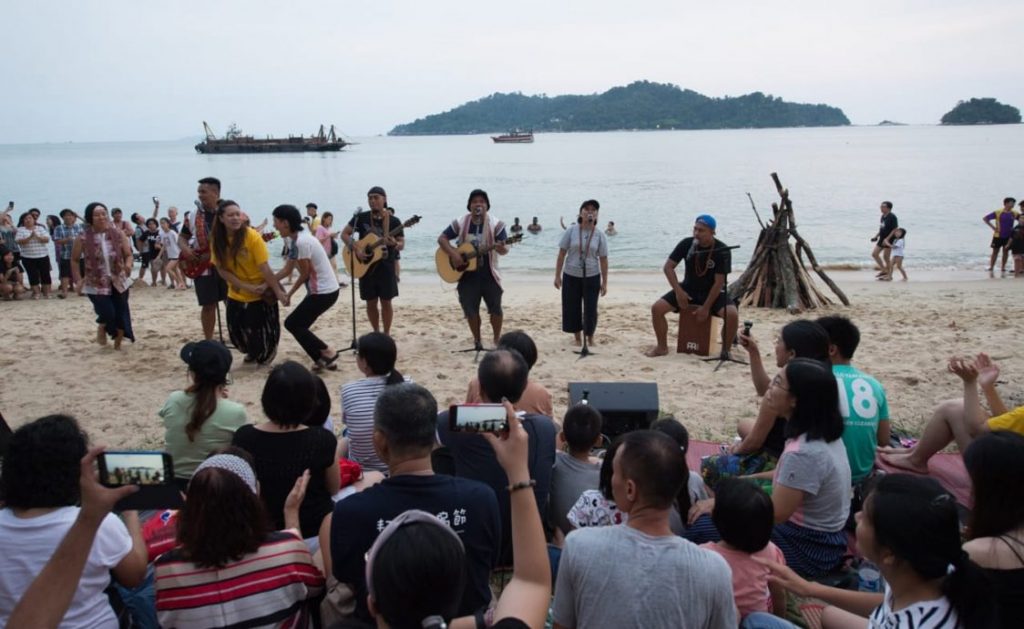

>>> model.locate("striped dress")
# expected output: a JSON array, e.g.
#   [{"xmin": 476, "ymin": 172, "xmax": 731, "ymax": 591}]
[
  {"xmin": 868, "ymin": 585, "xmax": 957, "ymax": 628},
  {"xmin": 154, "ymin": 530, "xmax": 324, "ymax": 628},
  {"xmin": 341, "ymin": 374, "xmax": 412, "ymax": 472}
]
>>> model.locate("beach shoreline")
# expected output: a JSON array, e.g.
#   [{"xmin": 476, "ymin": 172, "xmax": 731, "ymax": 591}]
[{"xmin": 3, "ymin": 271, "xmax": 1021, "ymax": 451}]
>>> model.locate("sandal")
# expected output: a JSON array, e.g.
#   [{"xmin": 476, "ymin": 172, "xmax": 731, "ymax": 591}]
[{"xmin": 322, "ymin": 351, "xmax": 341, "ymax": 369}]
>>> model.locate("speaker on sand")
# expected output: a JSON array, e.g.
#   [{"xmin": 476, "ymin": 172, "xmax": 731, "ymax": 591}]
[{"xmin": 567, "ymin": 382, "xmax": 659, "ymax": 440}]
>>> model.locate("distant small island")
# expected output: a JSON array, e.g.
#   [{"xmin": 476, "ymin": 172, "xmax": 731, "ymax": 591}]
[
  {"xmin": 389, "ymin": 80, "xmax": 850, "ymax": 135},
  {"xmin": 941, "ymin": 98, "xmax": 1021, "ymax": 125}
]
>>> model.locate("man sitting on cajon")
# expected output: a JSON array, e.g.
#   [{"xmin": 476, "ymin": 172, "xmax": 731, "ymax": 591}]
[{"xmin": 646, "ymin": 214, "xmax": 738, "ymax": 357}]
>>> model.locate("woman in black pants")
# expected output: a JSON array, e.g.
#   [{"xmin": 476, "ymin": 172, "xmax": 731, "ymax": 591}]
[
  {"xmin": 554, "ymin": 200, "xmax": 609, "ymax": 346},
  {"xmin": 272, "ymin": 204, "xmax": 341, "ymax": 371},
  {"xmin": 15, "ymin": 212, "xmax": 52, "ymax": 299}
]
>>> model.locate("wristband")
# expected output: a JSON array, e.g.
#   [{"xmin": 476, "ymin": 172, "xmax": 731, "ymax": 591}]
[{"xmin": 508, "ymin": 479, "xmax": 536, "ymax": 493}]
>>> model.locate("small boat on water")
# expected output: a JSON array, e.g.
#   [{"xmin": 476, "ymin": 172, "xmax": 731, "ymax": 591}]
[
  {"xmin": 491, "ymin": 130, "xmax": 534, "ymax": 144},
  {"xmin": 195, "ymin": 122, "xmax": 347, "ymax": 154}
]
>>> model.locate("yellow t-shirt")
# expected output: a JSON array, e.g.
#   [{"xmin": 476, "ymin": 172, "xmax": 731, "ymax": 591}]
[
  {"xmin": 210, "ymin": 227, "xmax": 270, "ymax": 302},
  {"xmin": 987, "ymin": 406, "xmax": 1024, "ymax": 436}
]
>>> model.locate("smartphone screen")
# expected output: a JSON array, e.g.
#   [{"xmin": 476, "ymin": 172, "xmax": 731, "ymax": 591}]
[
  {"xmin": 449, "ymin": 404, "xmax": 507, "ymax": 433},
  {"xmin": 98, "ymin": 451, "xmax": 172, "ymax": 486}
]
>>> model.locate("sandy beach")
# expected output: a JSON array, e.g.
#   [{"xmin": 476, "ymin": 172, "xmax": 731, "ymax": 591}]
[{"xmin": 3, "ymin": 270, "xmax": 1021, "ymax": 449}]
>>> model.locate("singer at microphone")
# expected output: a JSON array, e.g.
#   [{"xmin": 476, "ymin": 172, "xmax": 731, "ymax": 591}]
[
  {"xmin": 645, "ymin": 213, "xmax": 739, "ymax": 357},
  {"xmin": 555, "ymin": 199, "xmax": 609, "ymax": 347}
]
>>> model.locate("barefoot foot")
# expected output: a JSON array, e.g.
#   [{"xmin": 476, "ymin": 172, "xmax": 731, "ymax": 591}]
[
  {"xmin": 879, "ymin": 451, "xmax": 928, "ymax": 474},
  {"xmin": 644, "ymin": 345, "xmax": 669, "ymax": 357}
]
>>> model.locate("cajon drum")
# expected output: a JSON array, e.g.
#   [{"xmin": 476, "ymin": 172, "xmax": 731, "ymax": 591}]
[{"xmin": 677, "ymin": 305, "xmax": 722, "ymax": 356}]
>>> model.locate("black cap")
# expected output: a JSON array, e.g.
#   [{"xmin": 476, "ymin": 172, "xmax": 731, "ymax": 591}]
[
  {"xmin": 467, "ymin": 189, "xmax": 490, "ymax": 211},
  {"xmin": 59, "ymin": 208, "xmax": 76, "ymax": 219},
  {"xmin": 180, "ymin": 341, "xmax": 233, "ymax": 384},
  {"xmin": 367, "ymin": 186, "xmax": 387, "ymax": 198}
]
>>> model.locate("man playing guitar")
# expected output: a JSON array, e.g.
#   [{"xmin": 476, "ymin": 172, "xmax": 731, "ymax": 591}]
[
  {"xmin": 179, "ymin": 177, "xmax": 228, "ymax": 340},
  {"xmin": 340, "ymin": 186, "xmax": 404, "ymax": 336},
  {"xmin": 437, "ymin": 189, "xmax": 509, "ymax": 350}
]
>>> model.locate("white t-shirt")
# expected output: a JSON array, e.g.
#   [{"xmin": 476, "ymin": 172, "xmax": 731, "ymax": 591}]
[
  {"xmin": 289, "ymin": 230, "xmax": 339, "ymax": 295},
  {"xmin": 160, "ymin": 229, "xmax": 181, "ymax": 259},
  {"xmin": 890, "ymin": 237, "xmax": 905, "ymax": 257},
  {"xmin": 0, "ymin": 507, "xmax": 133, "ymax": 628}
]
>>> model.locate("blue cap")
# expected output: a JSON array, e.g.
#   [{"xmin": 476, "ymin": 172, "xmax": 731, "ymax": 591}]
[{"xmin": 695, "ymin": 214, "xmax": 717, "ymax": 230}]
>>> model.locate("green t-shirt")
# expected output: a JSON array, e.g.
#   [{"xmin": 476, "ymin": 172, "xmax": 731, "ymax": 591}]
[
  {"xmin": 833, "ymin": 364, "xmax": 889, "ymax": 483},
  {"xmin": 160, "ymin": 390, "xmax": 248, "ymax": 479}
]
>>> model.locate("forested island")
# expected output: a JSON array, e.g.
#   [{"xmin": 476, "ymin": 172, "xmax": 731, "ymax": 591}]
[
  {"xmin": 940, "ymin": 98, "xmax": 1021, "ymax": 125},
  {"xmin": 389, "ymin": 81, "xmax": 850, "ymax": 135}
]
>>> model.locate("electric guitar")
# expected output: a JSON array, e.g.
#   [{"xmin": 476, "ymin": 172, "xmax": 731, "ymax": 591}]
[
  {"xmin": 343, "ymin": 215, "xmax": 421, "ymax": 279},
  {"xmin": 181, "ymin": 231, "xmax": 278, "ymax": 279},
  {"xmin": 434, "ymin": 232, "xmax": 524, "ymax": 283}
]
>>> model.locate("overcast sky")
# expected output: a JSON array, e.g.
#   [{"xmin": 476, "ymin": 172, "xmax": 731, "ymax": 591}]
[{"xmin": 2, "ymin": 0, "xmax": 1021, "ymax": 143}]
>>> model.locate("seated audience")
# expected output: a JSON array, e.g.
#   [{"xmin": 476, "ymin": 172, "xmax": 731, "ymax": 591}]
[
  {"xmin": 881, "ymin": 352, "xmax": 1023, "ymax": 472},
  {"xmin": 701, "ymin": 478, "xmax": 787, "ymax": 623},
  {"xmin": 341, "ymin": 332, "xmax": 410, "ymax": 473},
  {"xmin": 465, "ymin": 330, "xmax": 554, "ymax": 419},
  {"xmin": 356, "ymin": 401, "xmax": 550, "ymax": 629},
  {"xmin": 162, "ymin": 340, "xmax": 247, "ymax": 488},
  {"xmin": 702, "ymin": 320, "xmax": 831, "ymax": 486},
  {"xmin": 323, "ymin": 383, "xmax": 500, "ymax": 622},
  {"xmin": 154, "ymin": 451, "xmax": 324, "ymax": 627},
  {"xmin": 439, "ymin": 348, "xmax": 557, "ymax": 566},
  {"xmin": 232, "ymin": 361, "xmax": 340, "ymax": 540},
  {"xmin": 963, "ymin": 430, "xmax": 1024, "ymax": 628},
  {"xmin": 761, "ymin": 474, "xmax": 995, "ymax": 628},
  {"xmin": 0, "ymin": 246, "xmax": 25, "ymax": 300},
  {"xmin": 690, "ymin": 358, "xmax": 852, "ymax": 578},
  {"xmin": 0, "ymin": 415, "xmax": 148, "ymax": 627},
  {"xmin": 552, "ymin": 430, "xmax": 736, "ymax": 629},
  {"xmin": 549, "ymin": 403, "xmax": 603, "ymax": 536},
  {"xmin": 651, "ymin": 416, "xmax": 710, "ymax": 505},
  {"xmin": 816, "ymin": 315, "xmax": 890, "ymax": 486},
  {"xmin": 567, "ymin": 438, "xmax": 625, "ymax": 528}
]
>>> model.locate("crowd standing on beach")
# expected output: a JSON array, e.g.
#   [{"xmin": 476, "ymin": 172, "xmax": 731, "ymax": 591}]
[{"xmin": 2, "ymin": 180, "xmax": 1024, "ymax": 629}]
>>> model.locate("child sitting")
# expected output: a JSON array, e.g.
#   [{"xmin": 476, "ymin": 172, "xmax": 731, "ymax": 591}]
[
  {"xmin": 550, "ymin": 403, "xmax": 603, "ymax": 536},
  {"xmin": 701, "ymin": 477, "xmax": 787, "ymax": 622}
]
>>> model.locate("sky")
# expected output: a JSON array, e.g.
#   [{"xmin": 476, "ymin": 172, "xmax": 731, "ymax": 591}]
[{"xmin": 2, "ymin": 0, "xmax": 1022, "ymax": 143}]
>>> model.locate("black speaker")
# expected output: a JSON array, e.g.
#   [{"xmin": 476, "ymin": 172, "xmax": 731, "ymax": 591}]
[{"xmin": 567, "ymin": 382, "xmax": 659, "ymax": 439}]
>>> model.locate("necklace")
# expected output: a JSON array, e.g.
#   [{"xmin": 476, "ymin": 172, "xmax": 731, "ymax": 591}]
[
  {"xmin": 694, "ymin": 241, "xmax": 713, "ymax": 277},
  {"xmin": 578, "ymin": 224, "xmax": 596, "ymax": 264}
]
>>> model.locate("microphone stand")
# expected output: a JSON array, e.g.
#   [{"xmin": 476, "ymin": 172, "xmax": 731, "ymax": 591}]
[
  {"xmin": 574, "ymin": 219, "xmax": 596, "ymax": 360},
  {"xmin": 698, "ymin": 244, "xmax": 746, "ymax": 371},
  {"xmin": 339, "ymin": 207, "xmax": 361, "ymax": 353}
]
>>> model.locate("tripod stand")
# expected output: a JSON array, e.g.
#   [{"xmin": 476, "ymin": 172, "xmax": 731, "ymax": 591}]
[
  {"xmin": 701, "ymin": 274, "xmax": 747, "ymax": 372},
  {"xmin": 339, "ymin": 209, "xmax": 361, "ymax": 354}
]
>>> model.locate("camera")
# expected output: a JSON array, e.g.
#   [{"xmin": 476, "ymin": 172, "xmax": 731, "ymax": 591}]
[{"xmin": 448, "ymin": 404, "xmax": 508, "ymax": 433}]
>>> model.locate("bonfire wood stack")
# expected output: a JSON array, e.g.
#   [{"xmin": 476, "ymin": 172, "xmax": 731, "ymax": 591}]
[{"xmin": 728, "ymin": 173, "xmax": 850, "ymax": 313}]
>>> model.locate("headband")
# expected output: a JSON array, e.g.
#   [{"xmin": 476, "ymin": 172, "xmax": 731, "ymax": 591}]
[
  {"xmin": 191, "ymin": 454, "xmax": 258, "ymax": 494},
  {"xmin": 365, "ymin": 509, "xmax": 465, "ymax": 600}
]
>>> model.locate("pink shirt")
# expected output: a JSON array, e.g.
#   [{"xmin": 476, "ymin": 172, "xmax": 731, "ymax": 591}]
[{"xmin": 701, "ymin": 541, "xmax": 785, "ymax": 619}]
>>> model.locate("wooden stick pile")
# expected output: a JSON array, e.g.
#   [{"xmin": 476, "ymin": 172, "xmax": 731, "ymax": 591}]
[{"xmin": 728, "ymin": 173, "xmax": 850, "ymax": 313}]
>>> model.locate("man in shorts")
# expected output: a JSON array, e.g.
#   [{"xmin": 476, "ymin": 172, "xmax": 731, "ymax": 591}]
[
  {"xmin": 179, "ymin": 177, "xmax": 228, "ymax": 340},
  {"xmin": 438, "ymin": 189, "xmax": 509, "ymax": 349},
  {"xmin": 870, "ymin": 201, "xmax": 898, "ymax": 274},
  {"xmin": 983, "ymin": 197, "xmax": 1017, "ymax": 274},
  {"xmin": 341, "ymin": 186, "xmax": 404, "ymax": 336},
  {"xmin": 646, "ymin": 214, "xmax": 737, "ymax": 357}
]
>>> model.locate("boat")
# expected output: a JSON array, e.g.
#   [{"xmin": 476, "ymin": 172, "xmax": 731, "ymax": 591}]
[
  {"xmin": 491, "ymin": 130, "xmax": 534, "ymax": 144},
  {"xmin": 194, "ymin": 122, "xmax": 347, "ymax": 154}
]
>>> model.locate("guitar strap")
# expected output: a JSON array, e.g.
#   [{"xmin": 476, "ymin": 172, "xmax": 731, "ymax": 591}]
[{"xmin": 457, "ymin": 214, "xmax": 504, "ymax": 285}]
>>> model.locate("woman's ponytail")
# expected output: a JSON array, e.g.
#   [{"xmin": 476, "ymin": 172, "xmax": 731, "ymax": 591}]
[{"xmin": 942, "ymin": 549, "xmax": 997, "ymax": 628}]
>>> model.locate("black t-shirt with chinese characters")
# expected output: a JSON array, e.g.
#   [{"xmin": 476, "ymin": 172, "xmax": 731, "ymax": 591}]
[
  {"xmin": 347, "ymin": 211, "xmax": 403, "ymax": 267},
  {"xmin": 330, "ymin": 473, "xmax": 500, "ymax": 621},
  {"xmin": 668, "ymin": 237, "xmax": 731, "ymax": 295}
]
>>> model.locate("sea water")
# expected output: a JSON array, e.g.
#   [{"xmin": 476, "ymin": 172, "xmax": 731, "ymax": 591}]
[{"xmin": 1, "ymin": 124, "xmax": 1021, "ymax": 273}]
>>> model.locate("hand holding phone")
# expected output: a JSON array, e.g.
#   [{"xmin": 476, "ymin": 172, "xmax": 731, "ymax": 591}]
[{"xmin": 97, "ymin": 450, "xmax": 183, "ymax": 511}]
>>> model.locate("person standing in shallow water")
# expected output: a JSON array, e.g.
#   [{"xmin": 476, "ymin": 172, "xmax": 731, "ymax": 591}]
[{"xmin": 71, "ymin": 202, "xmax": 136, "ymax": 349}]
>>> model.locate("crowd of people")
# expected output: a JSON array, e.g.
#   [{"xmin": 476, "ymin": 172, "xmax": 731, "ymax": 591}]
[{"xmin": 2, "ymin": 310, "xmax": 1023, "ymax": 628}]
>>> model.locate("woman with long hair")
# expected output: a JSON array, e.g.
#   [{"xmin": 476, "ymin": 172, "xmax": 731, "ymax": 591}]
[
  {"xmin": 232, "ymin": 361, "xmax": 340, "ymax": 543},
  {"xmin": 210, "ymin": 200, "xmax": 288, "ymax": 365},
  {"xmin": 554, "ymin": 199, "xmax": 609, "ymax": 347},
  {"xmin": 70, "ymin": 202, "xmax": 135, "ymax": 348},
  {"xmin": 341, "ymin": 332, "xmax": 410, "ymax": 473},
  {"xmin": 161, "ymin": 341, "xmax": 248, "ymax": 490},
  {"xmin": 963, "ymin": 430, "xmax": 1024, "ymax": 627},
  {"xmin": 154, "ymin": 451, "xmax": 324, "ymax": 627},
  {"xmin": 15, "ymin": 211, "xmax": 52, "ymax": 299},
  {"xmin": 762, "ymin": 474, "xmax": 996, "ymax": 628}
]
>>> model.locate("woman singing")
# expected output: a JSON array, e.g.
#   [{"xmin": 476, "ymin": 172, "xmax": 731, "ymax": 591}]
[
  {"xmin": 71, "ymin": 202, "xmax": 135, "ymax": 349},
  {"xmin": 554, "ymin": 199, "xmax": 608, "ymax": 346},
  {"xmin": 210, "ymin": 200, "xmax": 289, "ymax": 365}
]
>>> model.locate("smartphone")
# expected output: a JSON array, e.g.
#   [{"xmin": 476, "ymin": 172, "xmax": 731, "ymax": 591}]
[
  {"xmin": 152, "ymin": 196, "xmax": 159, "ymax": 203},
  {"xmin": 449, "ymin": 404, "xmax": 507, "ymax": 433},
  {"xmin": 97, "ymin": 451, "xmax": 183, "ymax": 511}
]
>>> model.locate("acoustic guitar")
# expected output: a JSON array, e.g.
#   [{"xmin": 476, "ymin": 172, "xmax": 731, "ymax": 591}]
[
  {"xmin": 180, "ymin": 231, "xmax": 278, "ymax": 280},
  {"xmin": 434, "ymin": 232, "xmax": 524, "ymax": 283},
  {"xmin": 343, "ymin": 215, "xmax": 421, "ymax": 279}
]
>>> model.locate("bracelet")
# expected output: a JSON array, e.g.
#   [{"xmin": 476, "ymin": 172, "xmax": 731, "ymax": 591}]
[{"xmin": 508, "ymin": 479, "xmax": 536, "ymax": 493}]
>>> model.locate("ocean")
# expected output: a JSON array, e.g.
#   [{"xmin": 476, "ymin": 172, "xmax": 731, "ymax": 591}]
[{"xmin": 1, "ymin": 124, "xmax": 1021, "ymax": 274}]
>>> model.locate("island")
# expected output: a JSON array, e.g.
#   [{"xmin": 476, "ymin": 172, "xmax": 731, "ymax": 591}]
[
  {"xmin": 389, "ymin": 81, "xmax": 850, "ymax": 135},
  {"xmin": 940, "ymin": 98, "xmax": 1021, "ymax": 125}
]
